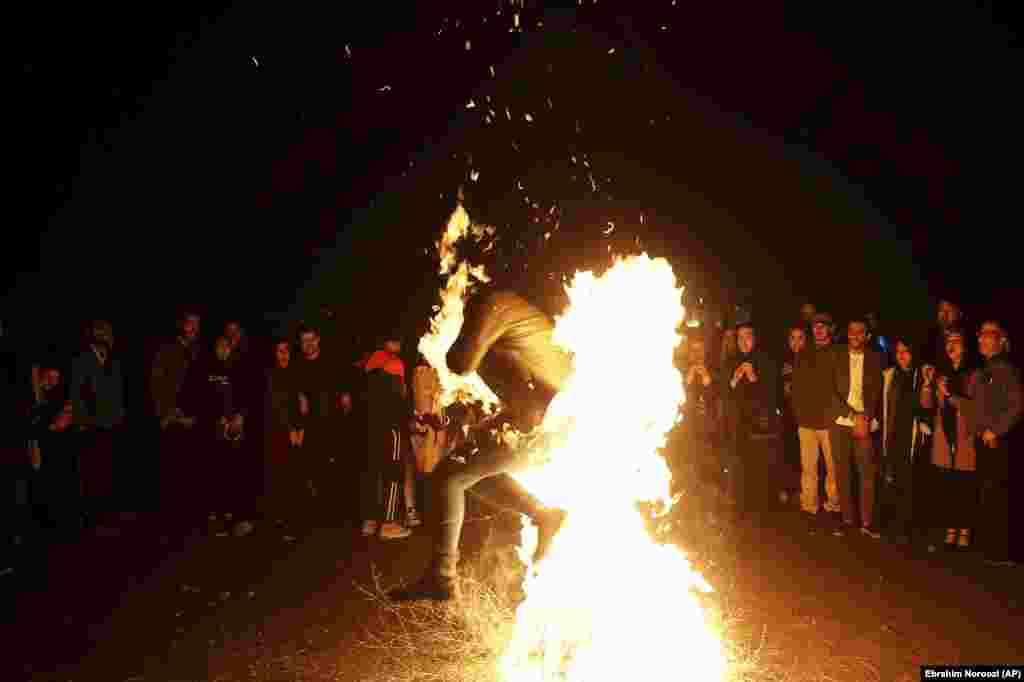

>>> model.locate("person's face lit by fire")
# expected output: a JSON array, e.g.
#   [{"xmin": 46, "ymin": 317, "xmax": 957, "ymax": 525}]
[
  {"xmin": 92, "ymin": 320, "xmax": 114, "ymax": 349},
  {"xmin": 812, "ymin": 321, "xmax": 831, "ymax": 346},
  {"xmin": 224, "ymin": 321, "xmax": 242, "ymax": 345},
  {"xmin": 800, "ymin": 304, "xmax": 816, "ymax": 323},
  {"xmin": 937, "ymin": 301, "xmax": 960, "ymax": 329},
  {"xmin": 384, "ymin": 339, "xmax": 401, "ymax": 355},
  {"xmin": 180, "ymin": 314, "xmax": 200, "ymax": 343},
  {"xmin": 40, "ymin": 368, "xmax": 61, "ymax": 391},
  {"xmin": 215, "ymin": 337, "xmax": 232, "ymax": 362},
  {"xmin": 945, "ymin": 332, "xmax": 964, "ymax": 366},
  {"xmin": 847, "ymin": 322, "xmax": 867, "ymax": 353},
  {"xmin": 737, "ymin": 326, "xmax": 756, "ymax": 354},
  {"xmin": 895, "ymin": 341, "xmax": 913, "ymax": 371},
  {"xmin": 978, "ymin": 322, "xmax": 1005, "ymax": 359},
  {"xmin": 274, "ymin": 341, "xmax": 290, "ymax": 369},
  {"xmin": 300, "ymin": 331, "xmax": 320, "ymax": 360},
  {"xmin": 788, "ymin": 328, "xmax": 806, "ymax": 354}
]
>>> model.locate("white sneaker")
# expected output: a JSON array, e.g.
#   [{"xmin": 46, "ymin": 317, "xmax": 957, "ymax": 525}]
[{"xmin": 361, "ymin": 520, "xmax": 379, "ymax": 537}]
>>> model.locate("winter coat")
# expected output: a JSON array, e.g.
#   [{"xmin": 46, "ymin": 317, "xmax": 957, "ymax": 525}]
[
  {"xmin": 881, "ymin": 366, "xmax": 930, "ymax": 462},
  {"xmin": 921, "ymin": 366, "xmax": 977, "ymax": 471},
  {"xmin": 791, "ymin": 343, "xmax": 836, "ymax": 429}
]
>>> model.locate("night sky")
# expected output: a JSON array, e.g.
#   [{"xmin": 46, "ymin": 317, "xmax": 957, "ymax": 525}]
[{"xmin": 7, "ymin": 2, "xmax": 1021, "ymax": 354}]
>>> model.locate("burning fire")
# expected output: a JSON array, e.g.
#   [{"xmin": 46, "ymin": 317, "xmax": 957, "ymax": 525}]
[{"xmin": 419, "ymin": 205, "xmax": 726, "ymax": 681}]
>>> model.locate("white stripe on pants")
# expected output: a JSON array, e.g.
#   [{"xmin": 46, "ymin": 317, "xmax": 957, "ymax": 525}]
[
  {"xmin": 798, "ymin": 427, "xmax": 840, "ymax": 514},
  {"xmin": 383, "ymin": 428, "xmax": 403, "ymax": 523}
]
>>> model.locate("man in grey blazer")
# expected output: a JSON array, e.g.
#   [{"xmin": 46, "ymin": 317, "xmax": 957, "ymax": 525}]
[{"xmin": 828, "ymin": 317, "xmax": 884, "ymax": 537}]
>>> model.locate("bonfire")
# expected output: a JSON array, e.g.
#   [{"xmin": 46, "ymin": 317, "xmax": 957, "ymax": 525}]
[{"xmin": 417, "ymin": 204, "xmax": 726, "ymax": 681}]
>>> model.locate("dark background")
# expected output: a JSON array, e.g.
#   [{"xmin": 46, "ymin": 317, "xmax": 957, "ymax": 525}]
[{"xmin": 5, "ymin": 1, "xmax": 1021, "ymax": 361}]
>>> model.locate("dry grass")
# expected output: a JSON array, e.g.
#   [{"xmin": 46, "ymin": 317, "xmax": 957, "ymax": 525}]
[
  {"xmin": 355, "ymin": 527, "xmax": 523, "ymax": 682},
  {"xmin": 357, "ymin": 492, "xmax": 884, "ymax": 682}
]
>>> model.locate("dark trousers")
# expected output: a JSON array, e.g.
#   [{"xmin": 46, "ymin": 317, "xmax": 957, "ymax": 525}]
[
  {"xmin": 360, "ymin": 426, "xmax": 405, "ymax": 523},
  {"xmin": 301, "ymin": 418, "xmax": 350, "ymax": 524},
  {"xmin": 976, "ymin": 437, "xmax": 1011, "ymax": 561},
  {"xmin": 879, "ymin": 453, "xmax": 916, "ymax": 537},
  {"xmin": 263, "ymin": 429, "xmax": 305, "ymax": 521},
  {"xmin": 830, "ymin": 425, "xmax": 877, "ymax": 527},
  {"xmin": 32, "ymin": 437, "xmax": 82, "ymax": 538},
  {"xmin": 724, "ymin": 414, "xmax": 784, "ymax": 511},
  {"xmin": 77, "ymin": 428, "xmax": 120, "ymax": 516}
]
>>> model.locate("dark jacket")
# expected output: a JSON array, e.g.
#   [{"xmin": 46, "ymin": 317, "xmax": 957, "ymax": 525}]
[
  {"xmin": 291, "ymin": 352, "xmax": 360, "ymax": 426},
  {"xmin": 829, "ymin": 345, "xmax": 883, "ymax": 423},
  {"xmin": 365, "ymin": 368, "xmax": 409, "ymax": 432},
  {"xmin": 447, "ymin": 290, "xmax": 573, "ymax": 422},
  {"xmin": 724, "ymin": 348, "xmax": 778, "ymax": 421},
  {"xmin": 972, "ymin": 353, "xmax": 1023, "ymax": 438},
  {"xmin": 264, "ymin": 364, "xmax": 301, "ymax": 432},
  {"xmin": 70, "ymin": 346, "xmax": 126, "ymax": 430},
  {"xmin": 185, "ymin": 350, "xmax": 249, "ymax": 423},
  {"xmin": 791, "ymin": 343, "xmax": 836, "ymax": 429},
  {"xmin": 149, "ymin": 337, "xmax": 200, "ymax": 419}
]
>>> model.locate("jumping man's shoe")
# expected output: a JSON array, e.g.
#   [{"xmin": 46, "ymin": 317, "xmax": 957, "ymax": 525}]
[
  {"xmin": 532, "ymin": 507, "xmax": 568, "ymax": 566},
  {"xmin": 406, "ymin": 507, "xmax": 423, "ymax": 527}
]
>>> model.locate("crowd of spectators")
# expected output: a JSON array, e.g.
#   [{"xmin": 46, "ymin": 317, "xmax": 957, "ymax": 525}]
[
  {"xmin": 675, "ymin": 298, "xmax": 1021, "ymax": 567},
  {"xmin": 1, "ymin": 295, "xmax": 1020, "ymax": 588}
]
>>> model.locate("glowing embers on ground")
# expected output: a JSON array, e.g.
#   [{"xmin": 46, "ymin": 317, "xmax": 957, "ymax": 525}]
[{"xmin": 419, "ymin": 205, "xmax": 726, "ymax": 681}]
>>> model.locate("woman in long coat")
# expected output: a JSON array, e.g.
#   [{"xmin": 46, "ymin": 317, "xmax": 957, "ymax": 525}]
[
  {"xmin": 879, "ymin": 338, "xmax": 930, "ymax": 543},
  {"xmin": 920, "ymin": 328, "xmax": 978, "ymax": 551}
]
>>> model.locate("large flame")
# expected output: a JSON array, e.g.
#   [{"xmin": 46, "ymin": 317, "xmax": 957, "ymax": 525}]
[{"xmin": 419, "ymin": 205, "xmax": 726, "ymax": 681}]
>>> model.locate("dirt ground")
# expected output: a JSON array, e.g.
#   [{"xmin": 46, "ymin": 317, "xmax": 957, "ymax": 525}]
[{"xmin": 2, "ymin": 496, "xmax": 1021, "ymax": 682}]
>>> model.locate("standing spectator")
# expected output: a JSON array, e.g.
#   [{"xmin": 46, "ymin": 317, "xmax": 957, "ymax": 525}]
[
  {"xmin": 920, "ymin": 328, "xmax": 978, "ymax": 552},
  {"xmin": 291, "ymin": 324, "xmax": 356, "ymax": 526},
  {"xmin": 829, "ymin": 318, "xmax": 883, "ymax": 538},
  {"xmin": 681, "ymin": 333, "xmax": 720, "ymax": 501},
  {"xmin": 69, "ymin": 319, "xmax": 127, "ymax": 531},
  {"xmin": 28, "ymin": 362, "xmax": 79, "ymax": 540},
  {"xmin": 925, "ymin": 299, "xmax": 965, "ymax": 374},
  {"xmin": 224, "ymin": 319, "xmax": 249, "ymax": 359},
  {"xmin": 879, "ymin": 338, "xmax": 930, "ymax": 544},
  {"xmin": 723, "ymin": 322, "xmax": 778, "ymax": 517},
  {"xmin": 792, "ymin": 312, "xmax": 842, "ymax": 532},
  {"xmin": 186, "ymin": 335, "xmax": 254, "ymax": 536},
  {"xmin": 358, "ymin": 334, "xmax": 412, "ymax": 539},
  {"xmin": 149, "ymin": 310, "xmax": 202, "ymax": 525},
  {"xmin": 779, "ymin": 324, "xmax": 805, "ymax": 505},
  {"xmin": 262, "ymin": 337, "xmax": 304, "ymax": 535},
  {"xmin": 972, "ymin": 320, "xmax": 1022, "ymax": 566}
]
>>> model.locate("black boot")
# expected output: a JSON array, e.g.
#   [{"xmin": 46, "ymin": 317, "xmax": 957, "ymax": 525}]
[{"xmin": 388, "ymin": 572, "xmax": 458, "ymax": 602}]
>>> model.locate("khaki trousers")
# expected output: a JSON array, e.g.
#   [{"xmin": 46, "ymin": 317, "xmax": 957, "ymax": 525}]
[{"xmin": 798, "ymin": 427, "xmax": 839, "ymax": 514}]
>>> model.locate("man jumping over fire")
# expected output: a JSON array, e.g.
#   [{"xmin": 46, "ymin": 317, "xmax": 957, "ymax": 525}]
[{"xmin": 390, "ymin": 290, "xmax": 572, "ymax": 601}]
